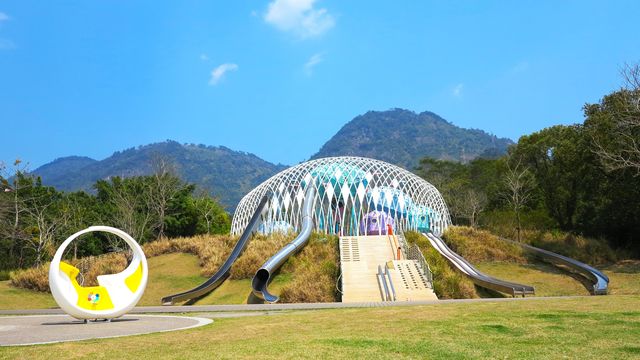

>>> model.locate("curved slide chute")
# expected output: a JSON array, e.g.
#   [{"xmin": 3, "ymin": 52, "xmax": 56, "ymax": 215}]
[
  {"xmin": 423, "ymin": 232, "xmax": 535, "ymax": 297},
  {"xmin": 252, "ymin": 186, "xmax": 316, "ymax": 303},
  {"xmin": 503, "ymin": 238, "xmax": 609, "ymax": 295},
  {"xmin": 162, "ymin": 194, "xmax": 270, "ymax": 305}
]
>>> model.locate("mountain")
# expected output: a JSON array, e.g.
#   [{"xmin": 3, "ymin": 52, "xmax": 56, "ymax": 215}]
[
  {"xmin": 311, "ymin": 109, "xmax": 514, "ymax": 169},
  {"xmin": 31, "ymin": 109, "xmax": 512, "ymax": 209},
  {"xmin": 31, "ymin": 141, "xmax": 287, "ymax": 210}
]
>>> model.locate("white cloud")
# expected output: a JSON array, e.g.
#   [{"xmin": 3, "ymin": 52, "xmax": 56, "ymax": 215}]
[
  {"xmin": 264, "ymin": 0, "xmax": 334, "ymax": 38},
  {"xmin": 452, "ymin": 83, "xmax": 464, "ymax": 97},
  {"xmin": 0, "ymin": 12, "xmax": 8, "ymax": 22},
  {"xmin": 209, "ymin": 63, "xmax": 238, "ymax": 85},
  {"xmin": 200, "ymin": 54, "xmax": 209, "ymax": 61},
  {"xmin": 304, "ymin": 52, "xmax": 324, "ymax": 75}
]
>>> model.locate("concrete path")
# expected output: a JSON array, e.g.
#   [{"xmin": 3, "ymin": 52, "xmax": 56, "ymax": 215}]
[
  {"xmin": 0, "ymin": 314, "xmax": 212, "ymax": 346},
  {"xmin": 0, "ymin": 295, "xmax": 584, "ymax": 317}
]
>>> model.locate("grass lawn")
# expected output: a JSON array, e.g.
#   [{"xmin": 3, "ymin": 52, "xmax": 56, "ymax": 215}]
[
  {"xmin": 476, "ymin": 260, "xmax": 640, "ymax": 298},
  {"xmin": 602, "ymin": 260, "xmax": 640, "ymax": 295},
  {"xmin": 476, "ymin": 262, "xmax": 591, "ymax": 297},
  {"xmin": 140, "ymin": 252, "xmax": 292, "ymax": 305},
  {"xmin": 0, "ymin": 281, "xmax": 57, "ymax": 310},
  {"xmin": 1, "ymin": 295, "xmax": 639, "ymax": 359},
  {"xmin": 0, "ymin": 253, "xmax": 294, "ymax": 310}
]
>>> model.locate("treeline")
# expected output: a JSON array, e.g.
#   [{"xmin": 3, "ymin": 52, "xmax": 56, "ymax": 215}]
[
  {"xmin": 417, "ymin": 64, "xmax": 640, "ymax": 255},
  {"xmin": 0, "ymin": 160, "xmax": 230, "ymax": 270}
]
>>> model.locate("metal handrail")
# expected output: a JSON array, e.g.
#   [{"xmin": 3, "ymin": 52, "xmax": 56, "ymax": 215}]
[
  {"xmin": 396, "ymin": 232, "xmax": 409, "ymax": 259},
  {"xmin": 406, "ymin": 243, "xmax": 434, "ymax": 288},
  {"xmin": 384, "ymin": 265, "xmax": 396, "ymax": 301},
  {"xmin": 396, "ymin": 231, "xmax": 434, "ymax": 289},
  {"xmin": 377, "ymin": 265, "xmax": 391, "ymax": 301}
]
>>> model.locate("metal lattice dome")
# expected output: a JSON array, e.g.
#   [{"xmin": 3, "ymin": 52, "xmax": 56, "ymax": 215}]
[{"xmin": 231, "ymin": 156, "xmax": 451, "ymax": 237}]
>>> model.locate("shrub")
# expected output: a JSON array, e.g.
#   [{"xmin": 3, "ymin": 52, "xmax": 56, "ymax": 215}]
[
  {"xmin": 10, "ymin": 234, "xmax": 236, "ymax": 292},
  {"xmin": 9, "ymin": 264, "xmax": 50, "ymax": 292},
  {"xmin": 404, "ymin": 231, "xmax": 477, "ymax": 299},
  {"xmin": 524, "ymin": 230, "xmax": 617, "ymax": 265},
  {"xmin": 0, "ymin": 270, "xmax": 10, "ymax": 281},
  {"xmin": 279, "ymin": 234, "xmax": 340, "ymax": 303},
  {"xmin": 443, "ymin": 226, "xmax": 527, "ymax": 264},
  {"xmin": 229, "ymin": 233, "xmax": 292, "ymax": 279},
  {"xmin": 144, "ymin": 234, "xmax": 236, "ymax": 276}
]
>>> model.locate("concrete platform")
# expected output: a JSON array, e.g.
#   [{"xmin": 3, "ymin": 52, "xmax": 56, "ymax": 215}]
[{"xmin": 0, "ymin": 314, "xmax": 212, "ymax": 346}]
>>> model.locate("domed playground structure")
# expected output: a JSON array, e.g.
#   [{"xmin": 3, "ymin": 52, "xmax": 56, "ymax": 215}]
[
  {"xmin": 162, "ymin": 156, "xmax": 609, "ymax": 305},
  {"xmin": 231, "ymin": 156, "xmax": 451, "ymax": 238}
]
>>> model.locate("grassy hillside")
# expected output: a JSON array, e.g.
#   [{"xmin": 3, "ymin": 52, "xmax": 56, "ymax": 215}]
[
  {"xmin": 1, "ymin": 296, "xmax": 639, "ymax": 358},
  {"xmin": 3, "ymin": 232, "xmax": 339, "ymax": 309},
  {"xmin": 3, "ymin": 228, "xmax": 638, "ymax": 310},
  {"xmin": 407, "ymin": 226, "xmax": 637, "ymax": 299}
]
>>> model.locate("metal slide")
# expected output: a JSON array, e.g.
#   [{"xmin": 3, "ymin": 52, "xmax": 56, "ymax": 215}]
[
  {"xmin": 252, "ymin": 186, "xmax": 316, "ymax": 303},
  {"xmin": 161, "ymin": 194, "xmax": 270, "ymax": 305},
  {"xmin": 423, "ymin": 232, "xmax": 535, "ymax": 297},
  {"xmin": 502, "ymin": 238, "xmax": 609, "ymax": 295}
]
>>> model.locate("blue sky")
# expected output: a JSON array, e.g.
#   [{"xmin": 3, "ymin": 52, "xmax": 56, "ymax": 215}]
[{"xmin": 1, "ymin": 1, "xmax": 639, "ymax": 168}]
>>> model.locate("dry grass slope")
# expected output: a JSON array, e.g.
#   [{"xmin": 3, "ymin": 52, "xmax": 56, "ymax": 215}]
[
  {"xmin": 279, "ymin": 234, "xmax": 340, "ymax": 303},
  {"xmin": 405, "ymin": 230, "xmax": 477, "ymax": 299},
  {"xmin": 443, "ymin": 226, "xmax": 526, "ymax": 264},
  {"xmin": 8, "ymin": 233, "xmax": 343, "ymax": 304}
]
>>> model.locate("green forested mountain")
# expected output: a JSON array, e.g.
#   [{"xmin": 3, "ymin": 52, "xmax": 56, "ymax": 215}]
[
  {"xmin": 311, "ymin": 109, "xmax": 513, "ymax": 169},
  {"xmin": 31, "ymin": 109, "xmax": 511, "ymax": 208},
  {"xmin": 30, "ymin": 141, "xmax": 287, "ymax": 209}
]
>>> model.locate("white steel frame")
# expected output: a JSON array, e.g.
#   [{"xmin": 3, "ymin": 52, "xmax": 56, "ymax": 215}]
[{"xmin": 231, "ymin": 156, "xmax": 451, "ymax": 237}]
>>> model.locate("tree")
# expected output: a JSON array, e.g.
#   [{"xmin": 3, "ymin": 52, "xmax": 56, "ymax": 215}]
[
  {"xmin": 512, "ymin": 125, "xmax": 588, "ymax": 230},
  {"xmin": 59, "ymin": 192, "xmax": 100, "ymax": 258},
  {"xmin": 22, "ymin": 182, "xmax": 68, "ymax": 266},
  {"xmin": 95, "ymin": 177, "xmax": 155, "ymax": 244},
  {"xmin": 0, "ymin": 161, "xmax": 38, "ymax": 268},
  {"xmin": 147, "ymin": 156, "xmax": 184, "ymax": 239},
  {"xmin": 588, "ymin": 62, "xmax": 640, "ymax": 174},
  {"xmin": 192, "ymin": 190, "xmax": 231, "ymax": 234},
  {"xmin": 501, "ymin": 157, "xmax": 534, "ymax": 241}
]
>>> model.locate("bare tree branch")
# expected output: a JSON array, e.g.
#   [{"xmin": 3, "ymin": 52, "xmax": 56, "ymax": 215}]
[
  {"xmin": 502, "ymin": 157, "xmax": 534, "ymax": 241},
  {"xmin": 592, "ymin": 62, "xmax": 640, "ymax": 174}
]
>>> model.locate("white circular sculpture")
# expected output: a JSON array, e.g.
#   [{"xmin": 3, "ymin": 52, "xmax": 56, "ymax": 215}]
[
  {"xmin": 49, "ymin": 226, "xmax": 148, "ymax": 320},
  {"xmin": 231, "ymin": 156, "xmax": 451, "ymax": 237}
]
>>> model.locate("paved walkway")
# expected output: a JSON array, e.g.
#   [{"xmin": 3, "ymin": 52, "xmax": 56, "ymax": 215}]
[
  {"xmin": 0, "ymin": 296, "xmax": 582, "ymax": 316},
  {"xmin": 0, "ymin": 315, "xmax": 212, "ymax": 346}
]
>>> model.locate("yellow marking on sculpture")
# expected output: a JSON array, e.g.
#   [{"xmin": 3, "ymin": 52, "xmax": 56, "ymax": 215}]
[
  {"xmin": 125, "ymin": 262, "xmax": 143, "ymax": 293},
  {"xmin": 59, "ymin": 261, "xmax": 115, "ymax": 311}
]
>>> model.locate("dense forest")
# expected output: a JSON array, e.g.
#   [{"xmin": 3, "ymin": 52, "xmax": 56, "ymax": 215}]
[
  {"xmin": 417, "ymin": 64, "xmax": 640, "ymax": 256},
  {"xmin": 0, "ymin": 158, "xmax": 231, "ymax": 272}
]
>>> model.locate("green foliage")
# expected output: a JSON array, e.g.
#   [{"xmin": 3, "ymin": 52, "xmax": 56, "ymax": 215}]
[
  {"xmin": 0, "ymin": 169, "xmax": 231, "ymax": 271},
  {"xmin": 416, "ymin": 85, "xmax": 640, "ymax": 255}
]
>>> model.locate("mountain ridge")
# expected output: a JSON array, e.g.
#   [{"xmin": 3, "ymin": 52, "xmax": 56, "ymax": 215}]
[
  {"xmin": 310, "ymin": 108, "xmax": 513, "ymax": 169},
  {"xmin": 29, "ymin": 109, "xmax": 512, "ymax": 209},
  {"xmin": 30, "ymin": 140, "xmax": 287, "ymax": 210}
]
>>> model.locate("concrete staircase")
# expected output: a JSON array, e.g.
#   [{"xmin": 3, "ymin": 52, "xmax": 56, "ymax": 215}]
[
  {"xmin": 389, "ymin": 260, "xmax": 437, "ymax": 301},
  {"xmin": 339, "ymin": 235, "xmax": 437, "ymax": 302}
]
